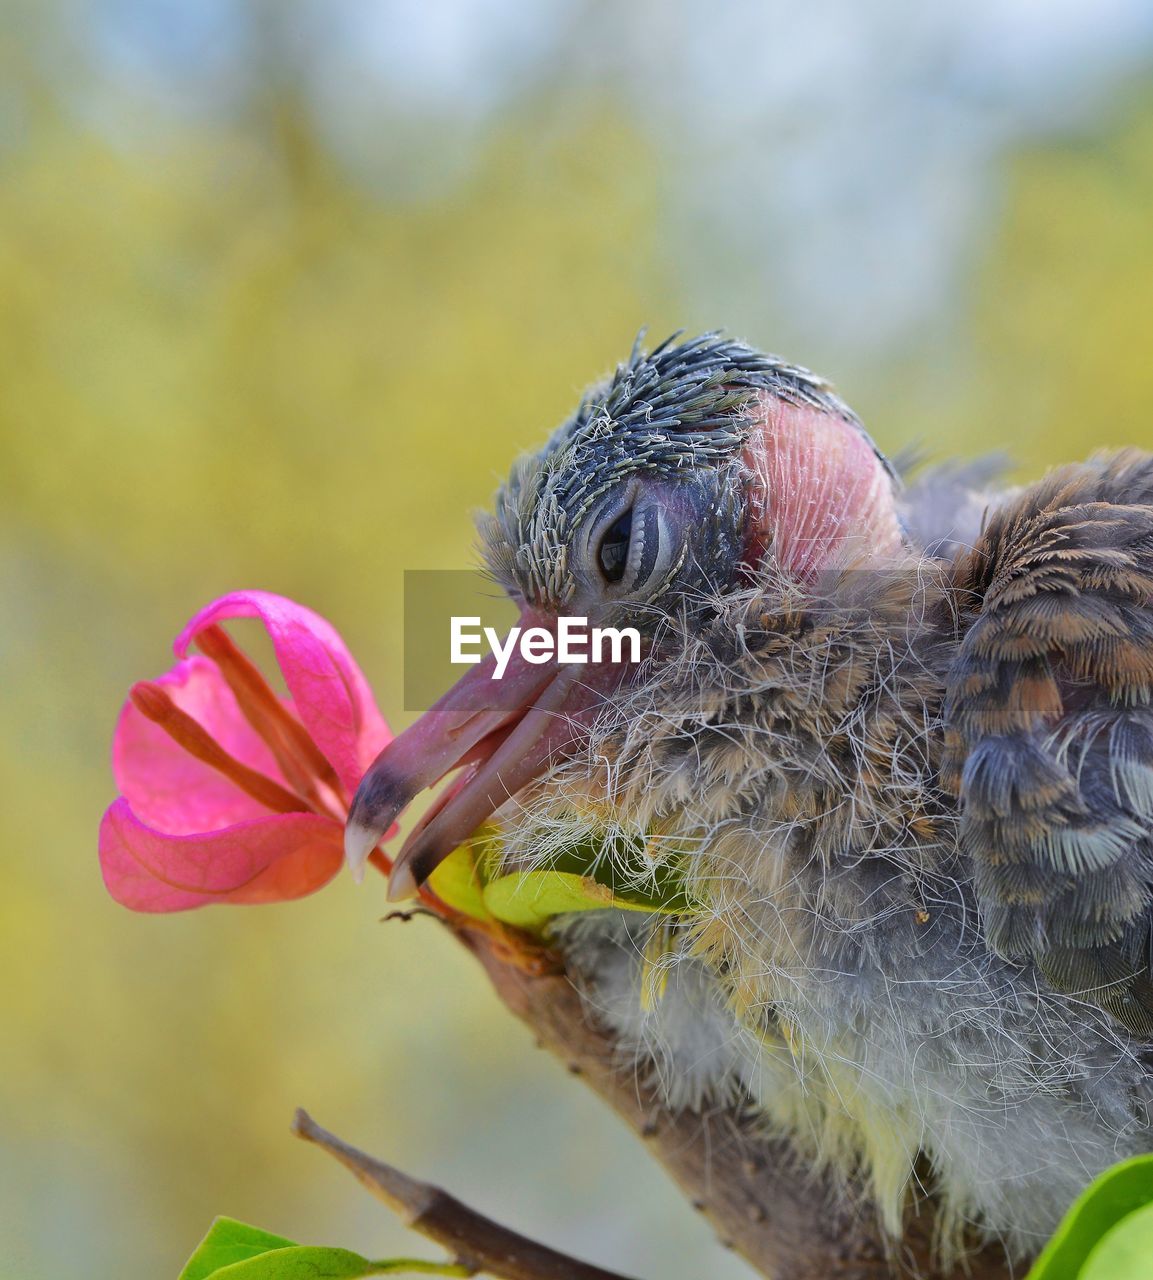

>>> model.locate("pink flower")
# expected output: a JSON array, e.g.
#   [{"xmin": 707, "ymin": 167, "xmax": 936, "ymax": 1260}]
[{"xmin": 99, "ymin": 591, "xmax": 394, "ymax": 912}]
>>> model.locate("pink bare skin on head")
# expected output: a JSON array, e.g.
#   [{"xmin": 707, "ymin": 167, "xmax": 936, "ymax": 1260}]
[{"xmin": 742, "ymin": 392, "xmax": 903, "ymax": 580}]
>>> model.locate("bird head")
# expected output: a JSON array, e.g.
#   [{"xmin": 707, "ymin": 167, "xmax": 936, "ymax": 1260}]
[{"xmin": 346, "ymin": 333, "xmax": 904, "ymax": 898}]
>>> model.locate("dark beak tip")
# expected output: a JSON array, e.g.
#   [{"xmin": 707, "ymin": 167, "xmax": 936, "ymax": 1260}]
[{"xmin": 349, "ymin": 767, "xmax": 412, "ymax": 831}]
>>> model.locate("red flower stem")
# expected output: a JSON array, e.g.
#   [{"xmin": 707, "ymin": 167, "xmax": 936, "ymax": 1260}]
[
  {"xmin": 129, "ymin": 682, "xmax": 311, "ymax": 816},
  {"xmin": 194, "ymin": 624, "xmax": 344, "ymax": 813}
]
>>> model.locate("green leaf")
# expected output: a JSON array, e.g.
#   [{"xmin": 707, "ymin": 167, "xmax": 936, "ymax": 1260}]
[
  {"xmin": 178, "ymin": 1217, "xmax": 469, "ymax": 1279},
  {"xmin": 206, "ymin": 1246, "xmax": 395, "ymax": 1277},
  {"xmin": 482, "ymin": 869, "xmax": 684, "ymax": 932},
  {"xmin": 1080, "ymin": 1202, "xmax": 1153, "ymax": 1280},
  {"xmin": 428, "ymin": 826, "xmax": 697, "ymax": 932},
  {"xmin": 426, "ymin": 838, "xmax": 493, "ymax": 922},
  {"xmin": 212, "ymin": 1246, "xmax": 464, "ymax": 1277},
  {"xmin": 179, "ymin": 1218, "xmax": 297, "ymax": 1279},
  {"xmin": 1026, "ymin": 1154, "xmax": 1153, "ymax": 1280},
  {"xmin": 424, "ymin": 825, "xmax": 507, "ymax": 923}
]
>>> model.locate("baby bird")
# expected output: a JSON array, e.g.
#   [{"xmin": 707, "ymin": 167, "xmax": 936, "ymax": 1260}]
[{"xmin": 346, "ymin": 333, "xmax": 1153, "ymax": 1258}]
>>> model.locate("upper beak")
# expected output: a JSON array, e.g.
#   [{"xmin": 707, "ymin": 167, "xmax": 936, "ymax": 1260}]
[{"xmin": 345, "ymin": 612, "xmax": 632, "ymax": 900}]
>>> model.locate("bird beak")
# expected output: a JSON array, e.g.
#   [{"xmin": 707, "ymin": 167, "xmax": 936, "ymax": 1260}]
[{"xmin": 345, "ymin": 612, "xmax": 632, "ymax": 900}]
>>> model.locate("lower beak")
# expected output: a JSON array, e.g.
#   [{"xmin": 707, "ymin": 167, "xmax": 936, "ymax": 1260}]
[{"xmin": 345, "ymin": 613, "xmax": 631, "ymax": 900}]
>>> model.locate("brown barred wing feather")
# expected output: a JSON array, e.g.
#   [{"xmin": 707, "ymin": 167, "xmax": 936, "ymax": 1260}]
[{"xmin": 944, "ymin": 449, "xmax": 1153, "ymax": 1035}]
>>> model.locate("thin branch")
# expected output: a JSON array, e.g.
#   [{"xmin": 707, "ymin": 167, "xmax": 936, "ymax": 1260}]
[{"xmin": 292, "ymin": 1108, "xmax": 642, "ymax": 1280}]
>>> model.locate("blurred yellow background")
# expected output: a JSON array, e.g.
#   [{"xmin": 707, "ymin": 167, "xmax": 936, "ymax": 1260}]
[{"xmin": 4, "ymin": 3, "xmax": 1153, "ymax": 1277}]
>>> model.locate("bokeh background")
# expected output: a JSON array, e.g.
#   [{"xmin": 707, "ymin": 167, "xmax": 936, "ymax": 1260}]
[{"xmin": 5, "ymin": 2, "xmax": 1153, "ymax": 1276}]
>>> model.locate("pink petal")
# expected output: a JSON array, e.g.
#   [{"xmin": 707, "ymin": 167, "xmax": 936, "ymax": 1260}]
[
  {"xmin": 175, "ymin": 591, "xmax": 391, "ymax": 796},
  {"xmin": 112, "ymin": 656, "xmax": 289, "ymax": 834},
  {"xmin": 99, "ymin": 798, "xmax": 344, "ymax": 912}
]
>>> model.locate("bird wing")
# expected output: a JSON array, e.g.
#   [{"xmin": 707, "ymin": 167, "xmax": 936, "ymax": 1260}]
[{"xmin": 943, "ymin": 449, "xmax": 1153, "ymax": 1035}]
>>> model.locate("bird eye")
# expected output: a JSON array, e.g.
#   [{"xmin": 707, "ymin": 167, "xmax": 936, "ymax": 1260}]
[
  {"xmin": 593, "ymin": 501, "xmax": 678, "ymax": 597},
  {"xmin": 598, "ymin": 509, "xmax": 633, "ymax": 584}
]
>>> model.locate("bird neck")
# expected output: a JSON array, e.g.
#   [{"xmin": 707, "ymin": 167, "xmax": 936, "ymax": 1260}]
[
  {"xmin": 680, "ymin": 563, "xmax": 963, "ymax": 1004},
  {"xmin": 573, "ymin": 556, "xmax": 954, "ymax": 862}
]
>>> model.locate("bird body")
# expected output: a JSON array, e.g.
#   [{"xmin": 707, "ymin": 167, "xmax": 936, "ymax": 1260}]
[{"xmin": 347, "ymin": 335, "xmax": 1153, "ymax": 1259}]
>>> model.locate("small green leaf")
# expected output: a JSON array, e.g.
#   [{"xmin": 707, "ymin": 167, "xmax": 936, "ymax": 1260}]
[
  {"xmin": 179, "ymin": 1217, "xmax": 297, "ymax": 1279},
  {"xmin": 178, "ymin": 1218, "xmax": 468, "ymax": 1279},
  {"xmin": 1080, "ymin": 1202, "xmax": 1153, "ymax": 1280},
  {"xmin": 427, "ymin": 840, "xmax": 493, "ymax": 922},
  {"xmin": 1026, "ymin": 1154, "xmax": 1153, "ymax": 1280},
  {"xmin": 207, "ymin": 1245, "xmax": 391, "ymax": 1277},
  {"xmin": 211, "ymin": 1246, "xmax": 457, "ymax": 1277},
  {"xmin": 482, "ymin": 869, "xmax": 683, "ymax": 932},
  {"xmin": 429, "ymin": 826, "xmax": 697, "ymax": 932}
]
